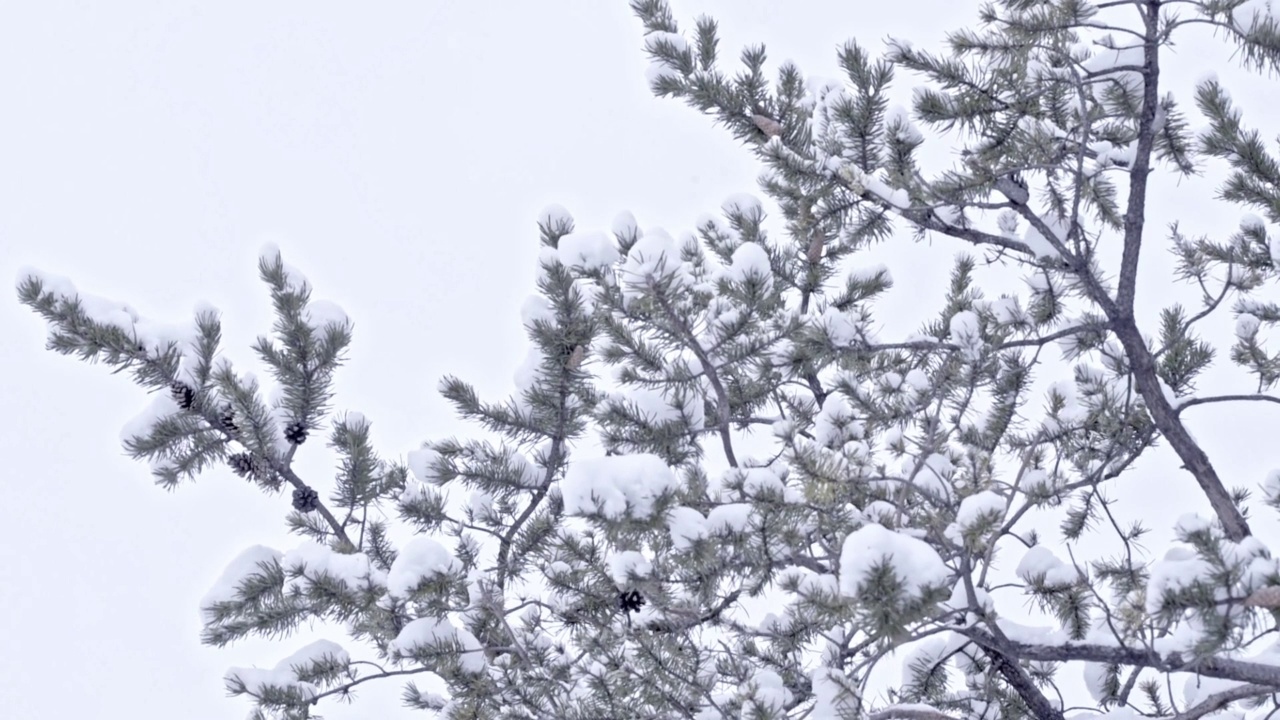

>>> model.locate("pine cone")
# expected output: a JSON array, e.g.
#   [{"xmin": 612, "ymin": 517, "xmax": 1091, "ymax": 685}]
[
  {"xmin": 228, "ymin": 453, "xmax": 255, "ymax": 478},
  {"xmin": 292, "ymin": 485, "xmax": 320, "ymax": 513},
  {"xmin": 169, "ymin": 381, "xmax": 195, "ymax": 410},
  {"xmin": 751, "ymin": 113, "xmax": 784, "ymax": 138},
  {"xmin": 618, "ymin": 590, "xmax": 646, "ymax": 614},
  {"xmin": 806, "ymin": 236, "xmax": 824, "ymax": 264},
  {"xmin": 284, "ymin": 421, "xmax": 307, "ymax": 445},
  {"xmin": 219, "ymin": 407, "xmax": 239, "ymax": 436},
  {"xmin": 1244, "ymin": 585, "xmax": 1280, "ymax": 608}
]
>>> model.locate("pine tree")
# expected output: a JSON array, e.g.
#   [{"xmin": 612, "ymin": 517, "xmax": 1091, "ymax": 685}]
[{"xmin": 20, "ymin": 1, "xmax": 1280, "ymax": 718}]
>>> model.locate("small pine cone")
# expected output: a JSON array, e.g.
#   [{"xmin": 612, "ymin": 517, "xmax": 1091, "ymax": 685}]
[
  {"xmin": 751, "ymin": 113, "xmax": 784, "ymax": 138},
  {"xmin": 169, "ymin": 381, "xmax": 195, "ymax": 410},
  {"xmin": 228, "ymin": 453, "xmax": 255, "ymax": 478},
  {"xmin": 565, "ymin": 345, "xmax": 586, "ymax": 371},
  {"xmin": 292, "ymin": 485, "xmax": 320, "ymax": 513},
  {"xmin": 219, "ymin": 408, "xmax": 239, "ymax": 436},
  {"xmin": 1244, "ymin": 585, "xmax": 1280, "ymax": 608},
  {"xmin": 284, "ymin": 421, "xmax": 308, "ymax": 445},
  {"xmin": 618, "ymin": 590, "xmax": 646, "ymax": 614},
  {"xmin": 806, "ymin": 236, "xmax": 824, "ymax": 264}
]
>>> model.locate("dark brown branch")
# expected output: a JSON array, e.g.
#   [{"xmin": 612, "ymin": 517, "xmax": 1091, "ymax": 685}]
[
  {"xmin": 966, "ymin": 627, "xmax": 1280, "ymax": 688},
  {"xmin": 986, "ymin": 647, "xmax": 1066, "ymax": 720},
  {"xmin": 1115, "ymin": 3, "xmax": 1156, "ymax": 310},
  {"xmin": 1111, "ymin": 319, "xmax": 1251, "ymax": 540},
  {"xmin": 1096, "ymin": 0, "xmax": 1253, "ymax": 541}
]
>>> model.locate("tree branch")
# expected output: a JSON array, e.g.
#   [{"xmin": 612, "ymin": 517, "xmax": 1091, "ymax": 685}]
[
  {"xmin": 1174, "ymin": 393, "xmax": 1280, "ymax": 414},
  {"xmin": 1172, "ymin": 683, "xmax": 1276, "ymax": 720},
  {"xmin": 277, "ymin": 463, "xmax": 354, "ymax": 549},
  {"xmin": 307, "ymin": 665, "xmax": 434, "ymax": 705},
  {"xmin": 1111, "ymin": 317, "xmax": 1252, "ymax": 540},
  {"xmin": 868, "ymin": 706, "xmax": 958, "ymax": 720},
  {"xmin": 966, "ymin": 627, "xmax": 1280, "ymax": 688},
  {"xmin": 1101, "ymin": 1, "xmax": 1252, "ymax": 541},
  {"xmin": 985, "ymin": 647, "xmax": 1066, "ymax": 720},
  {"xmin": 651, "ymin": 282, "xmax": 738, "ymax": 467}
]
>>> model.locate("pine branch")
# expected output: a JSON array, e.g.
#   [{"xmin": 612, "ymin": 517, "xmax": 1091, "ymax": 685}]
[
  {"xmin": 985, "ymin": 647, "xmax": 1066, "ymax": 720},
  {"xmin": 275, "ymin": 460, "xmax": 354, "ymax": 549},
  {"xmin": 307, "ymin": 665, "xmax": 441, "ymax": 705},
  {"xmin": 1172, "ymin": 683, "xmax": 1276, "ymax": 720},
  {"xmin": 869, "ymin": 706, "xmax": 958, "ymax": 720},
  {"xmin": 650, "ymin": 281, "xmax": 739, "ymax": 468},
  {"xmin": 1112, "ymin": 317, "xmax": 1252, "ymax": 541},
  {"xmin": 830, "ymin": 170, "xmax": 1037, "ymax": 258},
  {"xmin": 967, "ymin": 626, "xmax": 1280, "ymax": 688},
  {"xmin": 1174, "ymin": 393, "xmax": 1280, "ymax": 413}
]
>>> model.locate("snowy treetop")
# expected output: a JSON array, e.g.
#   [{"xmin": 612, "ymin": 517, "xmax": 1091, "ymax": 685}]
[{"xmin": 22, "ymin": 0, "xmax": 1280, "ymax": 718}]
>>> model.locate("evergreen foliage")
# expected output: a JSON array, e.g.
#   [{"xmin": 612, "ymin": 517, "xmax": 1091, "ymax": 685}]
[{"xmin": 21, "ymin": 1, "xmax": 1280, "ymax": 718}]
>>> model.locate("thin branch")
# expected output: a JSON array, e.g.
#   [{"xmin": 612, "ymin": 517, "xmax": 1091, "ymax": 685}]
[
  {"xmin": 307, "ymin": 665, "xmax": 433, "ymax": 704},
  {"xmin": 495, "ymin": 369, "xmax": 571, "ymax": 594},
  {"xmin": 834, "ymin": 174, "xmax": 1040, "ymax": 258},
  {"xmin": 1115, "ymin": 2, "xmax": 1159, "ymax": 311},
  {"xmin": 870, "ymin": 702, "xmax": 962, "ymax": 717},
  {"xmin": 1172, "ymin": 683, "xmax": 1276, "ymax": 720},
  {"xmin": 651, "ymin": 280, "xmax": 739, "ymax": 467},
  {"xmin": 1174, "ymin": 393, "xmax": 1280, "ymax": 414}
]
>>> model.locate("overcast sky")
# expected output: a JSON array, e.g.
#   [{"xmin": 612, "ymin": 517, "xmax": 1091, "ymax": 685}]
[{"xmin": 4, "ymin": 1, "xmax": 1279, "ymax": 718}]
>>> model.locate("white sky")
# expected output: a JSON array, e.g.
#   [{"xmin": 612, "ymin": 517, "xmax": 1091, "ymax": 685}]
[{"xmin": 3, "ymin": 1, "xmax": 1280, "ymax": 718}]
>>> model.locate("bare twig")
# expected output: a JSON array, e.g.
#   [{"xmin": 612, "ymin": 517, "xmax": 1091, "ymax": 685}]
[{"xmin": 1174, "ymin": 393, "xmax": 1280, "ymax": 414}]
